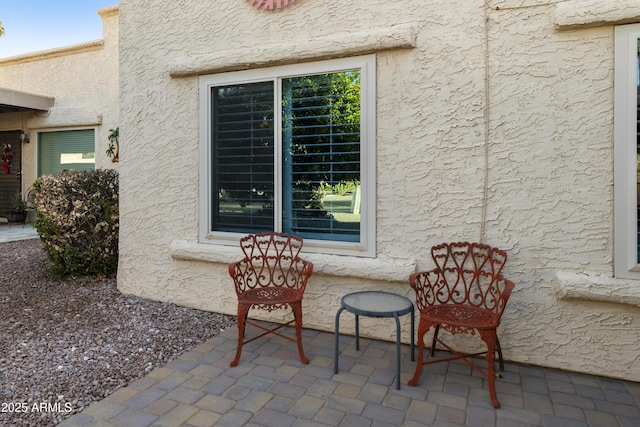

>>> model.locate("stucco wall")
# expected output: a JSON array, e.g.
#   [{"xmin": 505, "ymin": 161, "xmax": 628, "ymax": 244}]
[
  {"xmin": 0, "ymin": 6, "xmax": 119, "ymax": 192},
  {"xmin": 117, "ymin": 0, "xmax": 640, "ymax": 381}
]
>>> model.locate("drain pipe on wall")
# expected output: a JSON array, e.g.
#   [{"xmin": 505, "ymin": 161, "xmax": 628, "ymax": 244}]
[{"xmin": 480, "ymin": 0, "xmax": 491, "ymax": 244}]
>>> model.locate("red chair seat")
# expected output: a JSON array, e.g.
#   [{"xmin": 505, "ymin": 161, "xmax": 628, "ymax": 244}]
[
  {"xmin": 240, "ymin": 287, "xmax": 302, "ymax": 304},
  {"xmin": 424, "ymin": 305, "xmax": 499, "ymax": 330}
]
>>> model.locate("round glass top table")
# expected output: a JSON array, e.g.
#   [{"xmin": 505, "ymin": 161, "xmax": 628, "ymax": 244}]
[{"xmin": 334, "ymin": 291, "xmax": 415, "ymax": 390}]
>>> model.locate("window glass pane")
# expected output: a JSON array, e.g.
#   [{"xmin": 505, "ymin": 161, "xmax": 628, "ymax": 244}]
[
  {"xmin": 38, "ymin": 129, "xmax": 95, "ymax": 177},
  {"xmin": 636, "ymin": 38, "xmax": 640, "ymax": 263},
  {"xmin": 212, "ymin": 81, "xmax": 275, "ymax": 233},
  {"xmin": 282, "ymin": 71, "xmax": 361, "ymax": 242}
]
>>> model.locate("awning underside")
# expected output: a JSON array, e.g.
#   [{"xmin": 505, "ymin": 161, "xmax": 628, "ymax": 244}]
[{"xmin": 0, "ymin": 88, "xmax": 54, "ymax": 113}]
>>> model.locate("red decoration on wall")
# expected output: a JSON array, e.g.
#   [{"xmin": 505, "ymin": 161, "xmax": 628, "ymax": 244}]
[
  {"xmin": 247, "ymin": 0, "xmax": 296, "ymax": 10},
  {"xmin": 1, "ymin": 144, "xmax": 13, "ymax": 174}
]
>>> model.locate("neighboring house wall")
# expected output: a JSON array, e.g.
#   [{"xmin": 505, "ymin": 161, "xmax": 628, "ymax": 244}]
[
  {"xmin": 0, "ymin": 6, "xmax": 119, "ymax": 193},
  {"xmin": 117, "ymin": 0, "xmax": 640, "ymax": 380}
]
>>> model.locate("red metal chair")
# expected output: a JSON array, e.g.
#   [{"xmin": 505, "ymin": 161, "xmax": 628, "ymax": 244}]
[
  {"xmin": 228, "ymin": 232, "xmax": 313, "ymax": 367},
  {"xmin": 408, "ymin": 242, "xmax": 515, "ymax": 408}
]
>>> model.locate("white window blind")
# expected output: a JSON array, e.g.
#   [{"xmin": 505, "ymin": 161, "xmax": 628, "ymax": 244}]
[
  {"xmin": 38, "ymin": 129, "xmax": 95, "ymax": 177},
  {"xmin": 282, "ymin": 73, "xmax": 361, "ymax": 242},
  {"xmin": 212, "ymin": 81, "xmax": 275, "ymax": 233}
]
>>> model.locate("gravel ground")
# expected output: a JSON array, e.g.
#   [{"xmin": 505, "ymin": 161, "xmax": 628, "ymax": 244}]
[{"xmin": 0, "ymin": 238, "xmax": 236, "ymax": 427}]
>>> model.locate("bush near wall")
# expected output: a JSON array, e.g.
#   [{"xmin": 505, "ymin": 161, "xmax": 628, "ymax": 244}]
[{"xmin": 33, "ymin": 169, "xmax": 119, "ymax": 276}]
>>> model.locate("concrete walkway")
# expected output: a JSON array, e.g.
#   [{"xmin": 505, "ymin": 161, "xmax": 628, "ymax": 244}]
[
  {"xmin": 0, "ymin": 221, "xmax": 38, "ymax": 242},
  {"xmin": 59, "ymin": 323, "xmax": 640, "ymax": 427}
]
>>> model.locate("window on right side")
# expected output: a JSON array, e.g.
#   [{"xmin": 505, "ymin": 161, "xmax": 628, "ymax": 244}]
[{"xmin": 615, "ymin": 24, "xmax": 640, "ymax": 279}]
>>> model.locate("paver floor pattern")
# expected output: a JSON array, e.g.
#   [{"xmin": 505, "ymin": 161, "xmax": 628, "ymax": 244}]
[
  {"xmin": 3, "ymin": 217, "xmax": 637, "ymax": 425},
  {"xmin": 58, "ymin": 324, "xmax": 640, "ymax": 427}
]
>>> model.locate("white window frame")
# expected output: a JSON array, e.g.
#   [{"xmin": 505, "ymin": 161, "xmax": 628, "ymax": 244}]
[
  {"xmin": 198, "ymin": 55, "xmax": 376, "ymax": 257},
  {"xmin": 614, "ymin": 24, "xmax": 640, "ymax": 279}
]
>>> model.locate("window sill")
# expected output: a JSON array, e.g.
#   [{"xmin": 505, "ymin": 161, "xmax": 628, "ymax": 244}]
[
  {"xmin": 555, "ymin": 271, "xmax": 640, "ymax": 307},
  {"xmin": 170, "ymin": 239, "xmax": 417, "ymax": 282},
  {"xmin": 555, "ymin": 0, "xmax": 640, "ymax": 30},
  {"xmin": 28, "ymin": 107, "xmax": 102, "ymax": 128}
]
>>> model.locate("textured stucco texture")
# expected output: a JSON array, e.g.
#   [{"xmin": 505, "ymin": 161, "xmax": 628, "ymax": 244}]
[{"xmin": 116, "ymin": 0, "xmax": 640, "ymax": 381}]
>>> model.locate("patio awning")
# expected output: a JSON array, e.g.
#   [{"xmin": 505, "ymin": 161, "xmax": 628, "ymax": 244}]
[{"xmin": 0, "ymin": 88, "xmax": 54, "ymax": 113}]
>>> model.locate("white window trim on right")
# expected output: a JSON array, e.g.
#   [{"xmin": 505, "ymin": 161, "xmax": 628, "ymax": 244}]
[
  {"xmin": 198, "ymin": 55, "xmax": 377, "ymax": 257},
  {"xmin": 614, "ymin": 23, "xmax": 640, "ymax": 280}
]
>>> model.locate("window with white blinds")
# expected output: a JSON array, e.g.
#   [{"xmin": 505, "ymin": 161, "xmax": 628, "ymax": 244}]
[
  {"xmin": 200, "ymin": 56, "xmax": 376, "ymax": 256},
  {"xmin": 212, "ymin": 81, "xmax": 275, "ymax": 232},
  {"xmin": 38, "ymin": 129, "xmax": 95, "ymax": 177}
]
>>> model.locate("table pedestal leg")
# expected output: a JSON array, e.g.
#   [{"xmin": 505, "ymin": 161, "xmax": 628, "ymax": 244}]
[
  {"xmin": 355, "ymin": 314, "xmax": 360, "ymax": 351},
  {"xmin": 334, "ymin": 307, "xmax": 344, "ymax": 374},
  {"xmin": 410, "ymin": 306, "xmax": 415, "ymax": 361},
  {"xmin": 393, "ymin": 313, "xmax": 401, "ymax": 390}
]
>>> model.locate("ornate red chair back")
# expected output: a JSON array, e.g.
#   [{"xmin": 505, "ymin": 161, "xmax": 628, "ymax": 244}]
[
  {"xmin": 228, "ymin": 232, "xmax": 313, "ymax": 367},
  {"xmin": 413, "ymin": 242, "xmax": 513, "ymax": 320},
  {"xmin": 408, "ymin": 241, "xmax": 514, "ymax": 408}
]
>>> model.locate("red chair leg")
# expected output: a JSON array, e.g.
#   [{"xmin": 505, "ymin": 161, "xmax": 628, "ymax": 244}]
[
  {"xmin": 230, "ymin": 303, "xmax": 250, "ymax": 367},
  {"xmin": 496, "ymin": 336, "xmax": 504, "ymax": 371},
  {"xmin": 409, "ymin": 319, "xmax": 432, "ymax": 386},
  {"xmin": 430, "ymin": 324, "xmax": 440, "ymax": 357},
  {"xmin": 480, "ymin": 329, "xmax": 500, "ymax": 408},
  {"xmin": 290, "ymin": 301, "xmax": 309, "ymax": 364}
]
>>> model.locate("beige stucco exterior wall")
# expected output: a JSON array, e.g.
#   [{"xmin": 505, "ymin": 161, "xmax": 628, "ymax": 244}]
[
  {"xmin": 117, "ymin": 0, "xmax": 640, "ymax": 381},
  {"xmin": 0, "ymin": 6, "xmax": 119, "ymax": 193}
]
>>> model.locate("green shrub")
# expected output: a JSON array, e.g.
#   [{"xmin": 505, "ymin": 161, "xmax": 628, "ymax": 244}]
[
  {"xmin": 332, "ymin": 180, "xmax": 359, "ymax": 195},
  {"xmin": 33, "ymin": 169, "xmax": 119, "ymax": 276}
]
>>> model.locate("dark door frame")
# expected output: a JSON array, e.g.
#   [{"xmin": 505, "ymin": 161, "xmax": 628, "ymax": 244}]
[{"xmin": 0, "ymin": 131, "xmax": 23, "ymax": 218}]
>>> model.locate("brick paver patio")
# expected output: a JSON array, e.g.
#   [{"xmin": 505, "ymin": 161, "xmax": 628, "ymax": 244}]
[{"xmin": 59, "ymin": 324, "xmax": 640, "ymax": 427}]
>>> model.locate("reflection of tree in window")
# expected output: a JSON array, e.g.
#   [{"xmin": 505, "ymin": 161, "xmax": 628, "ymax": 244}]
[{"xmin": 282, "ymin": 71, "xmax": 361, "ymax": 239}]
